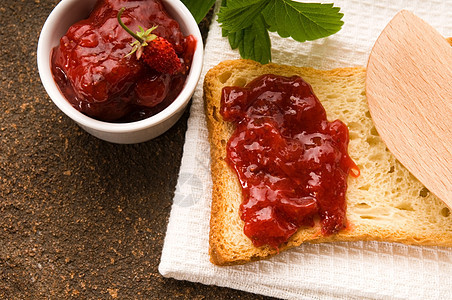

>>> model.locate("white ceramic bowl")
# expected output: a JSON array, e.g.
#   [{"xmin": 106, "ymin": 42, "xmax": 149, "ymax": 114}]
[{"xmin": 37, "ymin": 0, "xmax": 203, "ymax": 144}]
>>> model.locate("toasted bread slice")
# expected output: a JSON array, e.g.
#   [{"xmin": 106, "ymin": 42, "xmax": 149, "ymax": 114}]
[{"xmin": 204, "ymin": 59, "xmax": 452, "ymax": 266}]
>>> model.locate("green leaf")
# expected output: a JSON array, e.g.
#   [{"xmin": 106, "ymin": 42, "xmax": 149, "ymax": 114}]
[
  {"xmin": 218, "ymin": 0, "xmax": 344, "ymax": 63},
  {"xmin": 217, "ymin": 0, "xmax": 270, "ymax": 33},
  {"xmin": 228, "ymin": 15, "xmax": 272, "ymax": 64},
  {"xmin": 261, "ymin": 0, "xmax": 344, "ymax": 42},
  {"xmin": 181, "ymin": 0, "xmax": 216, "ymax": 24}
]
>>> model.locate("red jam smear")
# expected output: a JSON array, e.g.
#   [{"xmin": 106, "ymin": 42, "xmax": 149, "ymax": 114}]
[
  {"xmin": 51, "ymin": 0, "xmax": 196, "ymax": 122},
  {"xmin": 221, "ymin": 74, "xmax": 360, "ymax": 249}
]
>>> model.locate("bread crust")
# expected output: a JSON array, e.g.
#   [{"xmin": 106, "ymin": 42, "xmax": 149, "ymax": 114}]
[{"xmin": 204, "ymin": 59, "xmax": 452, "ymax": 266}]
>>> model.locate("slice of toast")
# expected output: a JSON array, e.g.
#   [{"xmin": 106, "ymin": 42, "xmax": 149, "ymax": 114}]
[{"xmin": 204, "ymin": 59, "xmax": 452, "ymax": 266}]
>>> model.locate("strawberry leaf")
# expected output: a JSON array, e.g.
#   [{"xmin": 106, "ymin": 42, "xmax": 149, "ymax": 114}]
[
  {"xmin": 261, "ymin": 1, "xmax": 344, "ymax": 42},
  {"xmin": 218, "ymin": 0, "xmax": 344, "ymax": 63},
  {"xmin": 181, "ymin": 0, "xmax": 216, "ymax": 24}
]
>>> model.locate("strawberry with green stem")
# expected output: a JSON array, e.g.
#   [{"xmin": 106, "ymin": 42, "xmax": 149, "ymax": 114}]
[{"xmin": 117, "ymin": 7, "xmax": 182, "ymax": 74}]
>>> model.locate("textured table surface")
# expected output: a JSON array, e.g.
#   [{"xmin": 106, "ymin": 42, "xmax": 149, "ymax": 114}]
[{"xmin": 0, "ymin": 1, "xmax": 274, "ymax": 298}]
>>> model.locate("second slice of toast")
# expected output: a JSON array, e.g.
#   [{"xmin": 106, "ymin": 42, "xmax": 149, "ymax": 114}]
[{"xmin": 204, "ymin": 59, "xmax": 452, "ymax": 266}]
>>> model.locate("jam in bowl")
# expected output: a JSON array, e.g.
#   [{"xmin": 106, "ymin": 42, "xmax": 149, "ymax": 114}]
[{"xmin": 37, "ymin": 0, "xmax": 203, "ymax": 144}]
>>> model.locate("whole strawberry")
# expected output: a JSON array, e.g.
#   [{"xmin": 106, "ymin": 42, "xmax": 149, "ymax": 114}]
[
  {"xmin": 142, "ymin": 37, "xmax": 182, "ymax": 74},
  {"xmin": 117, "ymin": 7, "xmax": 182, "ymax": 74}
]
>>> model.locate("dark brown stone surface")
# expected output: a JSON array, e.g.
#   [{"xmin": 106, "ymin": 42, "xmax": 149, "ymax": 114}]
[{"xmin": 0, "ymin": 1, "xmax": 276, "ymax": 299}]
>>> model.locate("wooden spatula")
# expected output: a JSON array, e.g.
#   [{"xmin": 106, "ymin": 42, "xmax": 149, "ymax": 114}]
[{"xmin": 366, "ymin": 10, "xmax": 452, "ymax": 208}]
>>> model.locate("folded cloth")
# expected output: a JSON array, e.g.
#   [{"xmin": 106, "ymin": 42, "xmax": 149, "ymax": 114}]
[{"xmin": 159, "ymin": 0, "xmax": 452, "ymax": 299}]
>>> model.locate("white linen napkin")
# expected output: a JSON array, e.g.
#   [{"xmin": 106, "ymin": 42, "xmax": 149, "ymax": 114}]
[{"xmin": 159, "ymin": 0, "xmax": 452, "ymax": 299}]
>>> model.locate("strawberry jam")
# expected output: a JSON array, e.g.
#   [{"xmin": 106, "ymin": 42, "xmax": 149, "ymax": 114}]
[
  {"xmin": 221, "ymin": 74, "xmax": 359, "ymax": 249},
  {"xmin": 51, "ymin": 0, "xmax": 196, "ymax": 122}
]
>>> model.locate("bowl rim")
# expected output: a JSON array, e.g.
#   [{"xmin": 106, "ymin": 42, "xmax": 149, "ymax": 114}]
[{"xmin": 37, "ymin": 0, "xmax": 203, "ymax": 134}]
